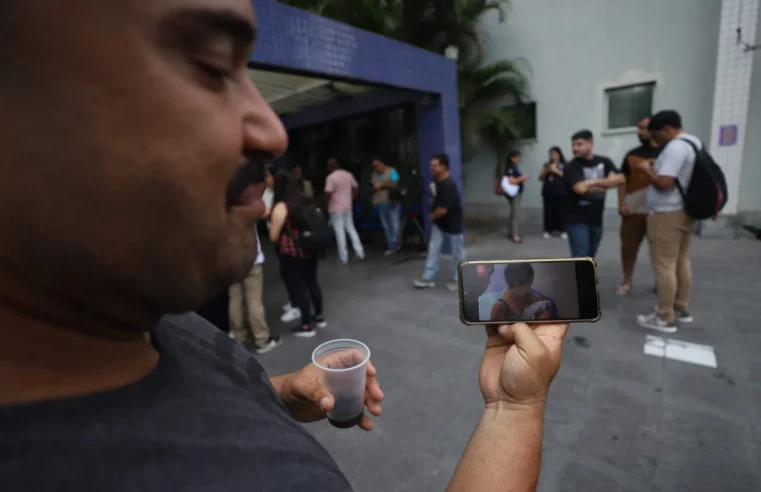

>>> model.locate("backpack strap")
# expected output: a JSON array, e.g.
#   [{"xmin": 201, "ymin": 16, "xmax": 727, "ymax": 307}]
[{"xmin": 671, "ymin": 136, "xmax": 701, "ymax": 199}]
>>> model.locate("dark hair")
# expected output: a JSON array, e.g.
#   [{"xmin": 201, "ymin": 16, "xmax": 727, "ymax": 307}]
[
  {"xmin": 571, "ymin": 129, "xmax": 593, "ymax": 141},
  {"xmin": 648, "ymin": 110, "xmax": 682, "ymax": 131},
  {"xmin": 504, "ymin": 263, "xmax": 534, "ymax": 288},
  {"xmin": 549, "ymin": 146, "xmax": 566, "ymax": 163},
  {"xmin": 273, "ymin": 170, "xmax": 305, "ymax": 212},
  {"xmin": 432, "ymin": 153, "xmax": 450, "ymax": 168}
]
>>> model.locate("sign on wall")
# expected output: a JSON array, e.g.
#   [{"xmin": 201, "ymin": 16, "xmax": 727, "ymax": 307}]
[{"xmin": 719, "ymin": 124, "xmax": 738, "ymax": 146}]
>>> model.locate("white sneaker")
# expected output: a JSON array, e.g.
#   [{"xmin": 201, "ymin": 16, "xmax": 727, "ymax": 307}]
[
  {"xmin": 255, "ymin": 336, "xmax": 282, "ymax": 354},
  {"xmin": 560, "ymin": 232, "xmax": 568, "ymax": 240},
  {"xmin": 314, "ymin": 319, "xmax": 328, "ymax": 329},
  {"xmin": 413, "ymin": 278, "xmax": 435, "ymax": 289},
  {"xmin": 281, "ymin": 307, "xmax": 301, "ymax": 323},
  {"xmin": 446, "ymin": 281, "xmax": 458, "ymax": 292},
  {"xmin": 637, "ymin": 312, "xmax": 677, "ymax": 333},
  {"xmin": 542, "ymin": 232, "xmax": 551, "ymax": 239},
  {"xmin": 383, "ymin": 249, "xmax": 395, "ymax": 256}
]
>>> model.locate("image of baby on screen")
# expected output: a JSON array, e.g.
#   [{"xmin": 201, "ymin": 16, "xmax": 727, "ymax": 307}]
[{"xmin": 485, "ymin": 263, "xmax": 558, "ymax": 322}]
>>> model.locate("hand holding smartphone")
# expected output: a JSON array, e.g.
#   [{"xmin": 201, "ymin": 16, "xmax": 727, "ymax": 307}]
[{"xmin": 458, "ymin": 258, "xmax": 601, "ymax": 325}]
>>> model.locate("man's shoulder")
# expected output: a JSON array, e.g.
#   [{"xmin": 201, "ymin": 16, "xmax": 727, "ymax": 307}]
[
  {"xmin": 594, "ymin": 154, "xmax": 614, "ymax": 165},
  {"xmin": 157, "ymin": 312, "xmax": 221, "ymax": 341}
]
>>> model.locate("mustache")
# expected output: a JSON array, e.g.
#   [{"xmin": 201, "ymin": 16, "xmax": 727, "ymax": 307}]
[{"xmin": 225, "ymin": 158, "xmax": 266, "ymax": 209}]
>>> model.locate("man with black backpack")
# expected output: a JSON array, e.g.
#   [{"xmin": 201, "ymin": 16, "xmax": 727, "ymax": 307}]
[{"xmin": 633, "ymin": 110, "xmax": 727, "ymax": 332}]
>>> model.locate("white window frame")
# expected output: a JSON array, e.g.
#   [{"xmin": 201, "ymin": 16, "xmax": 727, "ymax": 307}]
[{"xmin": 602, "ymin": 80, "xmax": 657, "ymax": 135}]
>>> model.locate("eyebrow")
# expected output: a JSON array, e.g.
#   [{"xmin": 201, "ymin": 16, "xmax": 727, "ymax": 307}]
[{"xmin": 168, "ymin": 8, "xmax": 256, "ymax": 46}]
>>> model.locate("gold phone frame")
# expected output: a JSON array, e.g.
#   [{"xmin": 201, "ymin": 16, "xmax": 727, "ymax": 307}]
[{"xmin": 457, "ymin": 257, "xmax": 601, "ymax": 325}]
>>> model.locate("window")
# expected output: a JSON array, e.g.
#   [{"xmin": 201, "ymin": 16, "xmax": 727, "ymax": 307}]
[{"xmin": 605, "ymin": 82, "xmax": 655, "ymax": 130}]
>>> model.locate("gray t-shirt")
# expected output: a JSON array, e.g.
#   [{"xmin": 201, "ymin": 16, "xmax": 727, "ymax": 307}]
[
  {"xmin": 0, "ymin": 314, "xmax": 352, "ymax": 491},
  {"xmin": 647, "ymin": 133, "xmax": 700, "ymax": 213}
]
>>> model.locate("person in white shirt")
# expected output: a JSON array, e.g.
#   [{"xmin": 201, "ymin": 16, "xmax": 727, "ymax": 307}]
[
  {"xmin": 228, "ymin": 168, "xmax": 282, "ymax": 354},
  {"xmin": 632, "ymin": 110, "xmax": 697, "ymax": 333}
]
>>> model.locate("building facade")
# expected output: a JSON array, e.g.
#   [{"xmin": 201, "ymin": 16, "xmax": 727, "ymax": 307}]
[{"xmin": 463, "ymin": 0, "xmax": 760, "ymax": 234}]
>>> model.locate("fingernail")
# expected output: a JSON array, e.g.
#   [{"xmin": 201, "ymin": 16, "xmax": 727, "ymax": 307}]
[{"xmin": 320, "ymin": 397, "xmax": 331, "ymax": 410}]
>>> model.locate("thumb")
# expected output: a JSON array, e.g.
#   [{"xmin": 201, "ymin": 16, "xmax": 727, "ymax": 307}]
[
  {"xmin": 312, "ymin": 387, "xmax": 334, "ymax": 412},
  {"xmin": 509, "ymin": 323, "xmax": 546, "ymax": 357}
]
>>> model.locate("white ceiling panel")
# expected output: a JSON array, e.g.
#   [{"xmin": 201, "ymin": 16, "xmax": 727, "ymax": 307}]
[{"xmin": 248, "ymin": 68, "xmax": 373, "ymax": 116}]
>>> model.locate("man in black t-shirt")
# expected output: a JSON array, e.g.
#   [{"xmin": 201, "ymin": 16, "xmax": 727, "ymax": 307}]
[
  {"xmin": 563, "ymin": 130, "xmax": 625, "ymax": 258},
  {"xmin": 413, "ymin": 153, "xmax": 466, "ymax": 291}
]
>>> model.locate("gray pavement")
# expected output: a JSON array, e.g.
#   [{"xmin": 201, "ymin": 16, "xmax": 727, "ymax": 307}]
[{"xmin": 256, "ymin": 229, "xmax": 761, "ymax": 492}]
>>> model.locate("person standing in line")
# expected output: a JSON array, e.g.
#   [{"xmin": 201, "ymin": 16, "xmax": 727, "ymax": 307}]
[
  {"xmin": 370, "ymin": 157, "xmax": 401, "ymax": 255},
  {"xmin": 563, "ymin": 130, "xmax": 624, "ymax": 258},
  {"xmin": 616, "ymin": 116, "xmax": 662, "ymax": 295},
  {"xmin": 228, "ymin": 167, "xmax": 282, "ymax": 354},
  {"xmin": 538, "ymin": 146, "xmax": 569, "ymax": 240},
  {"xmin": 269, "ymin": 171, "xmax": 327, "ymax": 338},
  {"xmin": 413, "ymin": 153, "xmax": 466, "ymax": 291},
  {"xmin": 503, "ymin": 151, "xmax": 530, "ymax": 243},
  {"xmin": 634, "ymin": 110, "xmax": 698, "ymax": 332},
  {"xmin": 325, "ymin": 157, "xmax": 365, "ymax": 264},
  {"xmin": 293, "ymin": 165, "xmax": 313, "ymax": 199},
  {"xmin": 262, "ymin": 168, "xmax": 301, "ymax": 323}
]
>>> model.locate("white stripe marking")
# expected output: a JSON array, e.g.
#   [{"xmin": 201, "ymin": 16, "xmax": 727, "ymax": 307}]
[{"xmin": 644, "ymin": 335, "xmax": 718, "ymax": 368}]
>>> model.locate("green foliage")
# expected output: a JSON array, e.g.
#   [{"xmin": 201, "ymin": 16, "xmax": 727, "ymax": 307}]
[{"xmin": 277, "ymin": 0, "xmax": 531, "ymax": 163}]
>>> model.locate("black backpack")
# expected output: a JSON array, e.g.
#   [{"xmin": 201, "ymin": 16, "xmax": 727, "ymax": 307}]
[
  {"xmin": 675, "ymin": 138, "xmax": 728, "ymax": 221},
  {"xmin": 290, "ymin": 201, "xmax": 334, "ymax": 253}
]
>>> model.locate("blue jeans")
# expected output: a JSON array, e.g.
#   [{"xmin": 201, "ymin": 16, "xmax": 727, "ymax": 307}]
[
  {"xmin": 423, "ymin": 225, "xmax": 466, "ymax": 282},
  {"xmin": 566, "ymin": 223, "xmax": 603, "ymax": 258},
  {"xmin": 330, "ymin": 210, "xmax": 364, "ymax": 263},
  {"xmin": 378, "ymin": 204, "xmax": 401, "ymax": 250}
]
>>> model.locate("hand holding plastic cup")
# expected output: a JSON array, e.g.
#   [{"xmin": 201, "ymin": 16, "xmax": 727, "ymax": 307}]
[{"xmin": 312, "ymin": 339, "xmax": 371, "ymax": 429}]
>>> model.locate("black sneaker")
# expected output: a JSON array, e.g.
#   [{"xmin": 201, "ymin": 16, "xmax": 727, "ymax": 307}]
[
  {"xmin": 255, "ymin": 336, "xmax": 282, "ymax": 354},
  {"xmin": 292, "ymin": 326, "xmax": 317, "ymax": 338},
  {"xmin": 675, "ymin": 309, "xmax": 693, "ymax": 323}
]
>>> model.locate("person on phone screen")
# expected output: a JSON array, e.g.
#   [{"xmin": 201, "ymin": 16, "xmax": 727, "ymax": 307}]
[
  {"xmin": 490, "ymin": 263, "xmax": 558, "ymax": 322},
  {"xmin": 0, "ymin": 2, "xmax": 569, "ymax": 491}
]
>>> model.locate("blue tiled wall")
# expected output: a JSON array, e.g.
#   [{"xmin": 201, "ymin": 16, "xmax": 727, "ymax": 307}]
[{"xmin": 250, "ymin": 0, "xmax": 462, "ymax": 237}]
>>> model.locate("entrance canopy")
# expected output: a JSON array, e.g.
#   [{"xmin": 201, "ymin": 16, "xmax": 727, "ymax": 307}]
[{"xmin": 249, "ymin": 0, "xmax": 462, "ymax": 229}]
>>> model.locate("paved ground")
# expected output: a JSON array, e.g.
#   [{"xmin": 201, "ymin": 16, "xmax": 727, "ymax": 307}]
[{"xmin": 256, "ymin": 229, "xmax": 761, "ymax": 492}]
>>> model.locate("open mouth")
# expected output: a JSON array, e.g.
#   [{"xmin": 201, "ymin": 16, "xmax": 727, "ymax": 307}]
[{"xmin": 225, "ymin": 159, "xmax": 266, "ymax": 210}]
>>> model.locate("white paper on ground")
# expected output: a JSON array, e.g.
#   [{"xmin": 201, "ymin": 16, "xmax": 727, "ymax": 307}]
[{"xmin": 644, "ymin": 335, "xmax": 718, "ymax": 368}]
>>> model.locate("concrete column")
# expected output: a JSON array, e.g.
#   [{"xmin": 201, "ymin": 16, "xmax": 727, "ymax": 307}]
[{"xmin": 708, "ymin": 0, "xmax": 759, "ymax": 216}]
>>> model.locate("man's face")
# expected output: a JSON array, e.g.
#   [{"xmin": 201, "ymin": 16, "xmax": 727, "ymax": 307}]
[
  {"xmin": 571, "ymin": 138, "xmax": 593, "ymax": 159},
  {"xmin": 430, "ymin": 158, "xmax": 443, "ymax": 178},
  {"xmin": 637, "ymin": 118, "xmax": 651, "ymax": 144},
  {"xmin": 293, "ymin": 166, "xmax": 303, "ymax": 180},
  {"xmin": 372, "ymin": 159, "xmax": 383, "ymax": 172},
  {"xmin": 650, "ymin": 127, "xmax": 670, "ymax": 147},
  {"xmin": 0, "ymin": 0, "xmax": 288, "ymax": 315}
]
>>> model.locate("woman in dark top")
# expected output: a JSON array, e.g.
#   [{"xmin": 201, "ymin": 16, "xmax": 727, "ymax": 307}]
[
  {"xmin": 538, "ymin": 146, "xmax": 569, "ymax": 239},
  {"xmin": 503, "ymin": 151, "xmax": 530, "ymax": 243},
  {"xmin": 269, "ymin": 171, "xmax": 327, "ymax": 338}
]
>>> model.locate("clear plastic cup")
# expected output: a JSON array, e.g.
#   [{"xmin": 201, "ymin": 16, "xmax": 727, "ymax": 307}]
[{"xmin": 311, "ymin": 339, "xmax": 371, "ymax": 429}]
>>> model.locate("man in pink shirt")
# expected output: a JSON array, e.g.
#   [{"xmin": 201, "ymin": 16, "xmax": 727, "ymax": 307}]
[{"xmin": 325, "ymin": 158, "xmax": 365, "ymax": 263}]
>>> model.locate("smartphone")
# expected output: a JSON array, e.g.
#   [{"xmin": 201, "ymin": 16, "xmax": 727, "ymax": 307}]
[{"xmin": 458, "ymin": 258, "xmax": 601, "ymax": 325}]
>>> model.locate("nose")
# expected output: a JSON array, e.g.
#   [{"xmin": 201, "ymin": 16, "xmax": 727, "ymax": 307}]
[{"xmin": 241, "ymin": 76, "xmax": 288, "ymax": 158}]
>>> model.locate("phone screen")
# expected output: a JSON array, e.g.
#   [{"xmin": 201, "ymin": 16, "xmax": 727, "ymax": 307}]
[{"xmin": 458, "ymin": 259, "xmax": 600, "ymax": 324}]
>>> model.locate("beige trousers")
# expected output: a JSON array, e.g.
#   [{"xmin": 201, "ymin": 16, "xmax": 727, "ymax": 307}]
[
  {"xmin": 647, "ymin": 210, "xmax": 696, "ymax": 322},
  {"xmin": 228, "ymin": 264, "xmax": 270, "ymax": 345}
]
